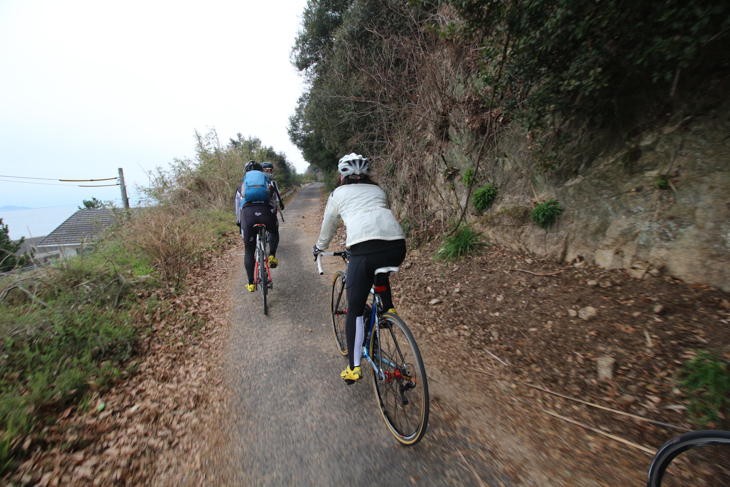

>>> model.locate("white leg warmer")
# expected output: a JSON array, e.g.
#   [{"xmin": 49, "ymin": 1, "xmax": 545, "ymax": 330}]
[{"xmin": 354, "ymin": 315, "xmax": 364, "ymax": 367}]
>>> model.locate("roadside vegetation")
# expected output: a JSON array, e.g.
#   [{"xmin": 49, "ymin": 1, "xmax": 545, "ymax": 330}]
[
  {"xmin": 0, "ymin": 129, "xmax": 299, "ymax": 477},
  {"xmin": 291, "ymin": 0, "xmax": 730, "ymax": 431}
]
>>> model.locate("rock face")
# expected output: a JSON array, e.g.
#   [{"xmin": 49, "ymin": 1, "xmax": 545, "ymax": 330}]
[{"xmin": 465, "ymin": 105, "xmax": 730, "ymax": 291}]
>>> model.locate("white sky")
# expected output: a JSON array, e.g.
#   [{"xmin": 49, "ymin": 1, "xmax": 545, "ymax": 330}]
[{"xmin": 0, "ymin": 0, "xmax": 309, "ymax": 208}]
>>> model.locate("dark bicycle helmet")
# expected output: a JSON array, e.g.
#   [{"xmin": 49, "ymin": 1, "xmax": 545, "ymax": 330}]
[
  {"xmin": 338, "ymin": 153, "xmax": 370, "ymax": 179},
  {"xmin": 245, "ymin": 160, "xmax": 263, "ymax": 172},
  {"xmin": 261, "ymin": 162, "xmax": 274, "ymax": 171}
]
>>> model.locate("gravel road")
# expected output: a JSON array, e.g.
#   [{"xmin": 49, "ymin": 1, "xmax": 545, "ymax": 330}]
[{"xmin": 212, "ymin": 183, "xmax": 506, "ymax": 486}]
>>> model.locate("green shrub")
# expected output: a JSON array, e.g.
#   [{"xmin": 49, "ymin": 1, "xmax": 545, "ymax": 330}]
[
  {"xmin": 531, "ymin": 200, "xmax": 563, "ymax": 229},
  {"xmin": 472, "ymin": 184, "xmax": 498, "ymax": 211},
  {"xmin": 400, "ymin": 217, "xmax": 412, "ymax": 238},
  {"xmin": 435, "ymin": 226, "xmax": 487, "ymax": 262},
  {"xmin": 680, "ymin": 350, "xmax": 730, "ymax": 426},
  {"xmin": 462, "ymin": 167, "xmax": 476, "ymax": 186},
  {"xmin": 654, "ymin": 174, "xmax": 670, "ymax": 190}
]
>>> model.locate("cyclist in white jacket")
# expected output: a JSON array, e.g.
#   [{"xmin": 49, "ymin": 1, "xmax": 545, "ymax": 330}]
[{"xmin": 314, "ymin": 153, "xmax": 406, "ymax": 384}]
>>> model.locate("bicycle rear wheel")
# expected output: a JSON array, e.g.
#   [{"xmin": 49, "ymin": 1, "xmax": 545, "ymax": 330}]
[
  {"xmin": 370, "ymin": 313, "xmax": 429, "ymax": 445},
  {"xmin": 330, "ymin": 271, "xmax": 347, "ymax": 355},
  {"xmin": 647, "ymin": 430, "xmax": 730, "ymax": 487},
  {"xmin": 257, "ymin": 233, "xmax": 268, "ymax": 315}
]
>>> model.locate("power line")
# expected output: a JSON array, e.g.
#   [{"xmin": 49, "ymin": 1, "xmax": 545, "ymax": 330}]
[
  {"xmin": 60, "ymin": 178, "xmax": 117, "ymax": 182},
  {"xmin": 0, "ymin": 175, "xmax": 59, "ymax": 181},
  {"xmin": 0, "ymin": 174, "xmax": 118, "ymax": 182},
  {"xmin": 0, "ymin": 178, "xmax": 118, "ymax": 187},
  {"xmin": 0, "ymin": 179, "xmax": 83, "ymax": 187}
]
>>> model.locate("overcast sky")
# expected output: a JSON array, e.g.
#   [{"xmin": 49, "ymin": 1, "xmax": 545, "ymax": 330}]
[{"xmin": 0, "ymin": 0, "xmax": 309, "ymax": 209}]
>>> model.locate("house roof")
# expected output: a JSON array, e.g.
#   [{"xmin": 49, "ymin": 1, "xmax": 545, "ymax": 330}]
[{"xmin": 37, "ymin": 208, "xmax": 132, "ymax": 248}]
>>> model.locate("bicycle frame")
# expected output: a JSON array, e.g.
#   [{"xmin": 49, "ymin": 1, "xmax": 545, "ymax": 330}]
[
  {"xmin": 317, "ymin": 251, "xmax": 395, "ymax": 379},
  {"xmin": 253, "ymin": 225, "xmax": 272, "ymax": 286}
]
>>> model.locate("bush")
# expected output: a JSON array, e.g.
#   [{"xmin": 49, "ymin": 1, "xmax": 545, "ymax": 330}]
[
  {"xmin": 654, "ymin": 174, "xmax": 671, "ymax": 190},
  {"xmin": 531, "ymin": 200, "xmax": 563, "ymax": 229},
  {"xmin": 680, "ymin": 350, "xmax": 730, "ymax": 426},
  {"xmin": 472, "ymin": 184, "xmax": 498, "ymax": 212},
  {"xmin": 435, "ymin": 226, "xmax": 486, "ymax": 262},
  {"xmin": 124, "ymin": 209, "xmax": 208, "ymax": 286}
]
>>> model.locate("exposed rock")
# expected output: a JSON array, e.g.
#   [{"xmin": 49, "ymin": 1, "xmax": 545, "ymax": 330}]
[
  {"xmin": 597, "ymin": 356, "xmax": 616, "ymax": 381},
  {"xmin": 578, "ymin": 306, "xmax": 598, "ymax": 321}
]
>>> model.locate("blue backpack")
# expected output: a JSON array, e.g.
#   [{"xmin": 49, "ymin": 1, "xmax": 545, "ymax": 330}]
[{"xmin": 242, "ymin": 170, "xmax": 270, "ymax": 204}]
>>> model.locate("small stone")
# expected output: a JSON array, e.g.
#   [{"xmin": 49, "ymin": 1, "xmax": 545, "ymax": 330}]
[
  {"xmin": 627, "ymin": 269, "xmax": 647, "ymax": 280},
  {"xmin": 599, "ymin": 279, "xmax": 613, "ymax": 288},
  {"xmin": 568, "ymin": 309, "xmax": 578, "ymax": 317},
  {"xmin": 587, "ymin": 280, "xmax": 599, "ymax": 287},
  {"xmin": 429, "ymin": 299, "xmax": 442, "ymax": 305},
  {"xmin": 653, "ymin": 304, "xmax": 665, "ymax": 314},
  {"xmin": 597, "ymin": 356, "xmax": 616, "ymax": 381},
  {"xmin": 578, "ymin": 306, "xmax": 598, "ymax": 321}
]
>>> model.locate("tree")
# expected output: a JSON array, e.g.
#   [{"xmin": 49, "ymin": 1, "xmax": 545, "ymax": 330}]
[
  {"xmin": 79, "ymin": 197, "xmax": 104, "ymax": 210},
  {"xmin": 0, "ymin": 219, "xmax": 30, "ymax": 272}
]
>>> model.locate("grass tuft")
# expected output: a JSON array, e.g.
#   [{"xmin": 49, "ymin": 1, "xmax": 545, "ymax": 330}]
[
  {"xmin": 435, "ymin": 226, "xmax": 487, "ymax": 262},
  {"xmin": 680, "ymin": 350, "xmax": 730, "ymax": 427}
]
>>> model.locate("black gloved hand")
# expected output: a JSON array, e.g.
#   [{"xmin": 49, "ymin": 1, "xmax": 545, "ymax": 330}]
[
  {"xmin": 312, "ymin": 245, "xmax": 321, "ymax": 261},
  {"xmin": 236, "ymin": 221, "xmax": 241, "ymax": 228},
  {"xmin": 280, "ymin": 203, "xmax": 285, "ymax": 211}
]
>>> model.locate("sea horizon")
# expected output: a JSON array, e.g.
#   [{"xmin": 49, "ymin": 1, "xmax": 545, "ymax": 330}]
[{"xmin": 0, "ymin": 205, "xmax": 80, "ymax": 241}]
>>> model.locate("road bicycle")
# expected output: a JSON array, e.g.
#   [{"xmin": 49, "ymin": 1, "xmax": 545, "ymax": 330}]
[
  {"xmin": 647, "ymin": 429, "xmax": 730, "ymax": 486},
  {"xmin": 317, "ymin": 250, "xmax": 429, "ymax": 445},
  {"xmin": 253, "ymin": 223, "xmax": 273, "ymax": 315}
]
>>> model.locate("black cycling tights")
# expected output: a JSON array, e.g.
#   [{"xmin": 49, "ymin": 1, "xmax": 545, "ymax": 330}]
[
  {"xmin": 345, "ymin": 240, "xmax": 406, "ymax": 369},
  {"xmin": 242, "ymin": 204, "xmax": 279, "ymax": 284}
]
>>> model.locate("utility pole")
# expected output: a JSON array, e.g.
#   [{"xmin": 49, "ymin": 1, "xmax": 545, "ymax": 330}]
[{"xmin": 118, "ymin": 168, "xmax": 130, "ymax": 209}]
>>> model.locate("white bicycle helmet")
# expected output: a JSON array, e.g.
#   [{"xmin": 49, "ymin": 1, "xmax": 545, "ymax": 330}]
[{"xmin": 338, "ymin": 153, "xmax": 370, "ymax": 179}]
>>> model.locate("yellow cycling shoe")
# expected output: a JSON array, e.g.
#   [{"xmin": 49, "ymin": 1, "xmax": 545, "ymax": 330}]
[
  {"xmin": 386, "ymin": 308, "xmax": 397, "ymax": 315},
  {"xmin": 341, "ymin": 366, "xmax": 363, "ymax": 385},
  {"xmin": 268, "ymin": 255, "xmax": 278, "ymax": 268},
  {"xmin": 246, "ymin": 283, "xmax": 257, "ymax": 292}
]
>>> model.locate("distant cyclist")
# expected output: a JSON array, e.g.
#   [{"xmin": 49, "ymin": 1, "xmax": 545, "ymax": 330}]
[
  {"xmin": 313, "ymin": 153, "xmax": 406, "ymax": 383},
  {"xmin": 235, "ymin": 160, "xmax": 280, "ymax": 292},
  {"xmin": 261, "ymin": 162, "xmax": 285, "ymax": 215}
]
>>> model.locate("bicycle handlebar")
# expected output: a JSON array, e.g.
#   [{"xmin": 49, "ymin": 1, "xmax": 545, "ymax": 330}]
[{"xmin": 316, "ymin": 251, "xmax": 348, "ymax": 275}]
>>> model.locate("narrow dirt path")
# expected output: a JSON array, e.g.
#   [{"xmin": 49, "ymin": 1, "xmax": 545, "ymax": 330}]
[{"xmin": 197, "ymin": 183, "xmax": 514, "ymax": 486}]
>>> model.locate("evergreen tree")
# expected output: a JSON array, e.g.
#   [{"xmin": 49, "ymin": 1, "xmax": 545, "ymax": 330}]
[
  {"xmin": 79, "ymin": 197, "xmax": 104, "ymax": 210},
  {"xmin": 0, "ymin": 218, "xmax": 28, "ymax": 272}
]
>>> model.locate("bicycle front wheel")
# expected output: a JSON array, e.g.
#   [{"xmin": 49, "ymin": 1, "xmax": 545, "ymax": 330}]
[
  {"xmin": 330, "ymin": 271, "xmax": 347, "ymax": 355},
  {"xmin": 257, "ymin": 235, "xmax": 268, "ymax": 315},
  {"xmin": 370, "ymin": 313, "xmax": 429, "ymax": 445},
  {"xmin": 647, "ymin": 430, "xmax": 730, "ymax": 487}
]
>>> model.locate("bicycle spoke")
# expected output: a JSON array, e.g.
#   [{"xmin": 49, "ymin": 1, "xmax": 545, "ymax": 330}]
[{"xmin": 370, "ymin": 314, "xmax": 428, "ymax": 445}]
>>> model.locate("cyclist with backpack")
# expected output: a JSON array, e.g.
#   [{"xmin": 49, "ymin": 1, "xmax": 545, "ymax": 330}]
[
  {"xmin": 313, "ymin": 153, "xmax": 406, "ymax": 383},
  {"xmin": 235, "ymin": 160, "xmax": 280, "ymax": 292},
  {"xmin": 260, "ymin": 162, "xmax": 285, "ymax": 215}
]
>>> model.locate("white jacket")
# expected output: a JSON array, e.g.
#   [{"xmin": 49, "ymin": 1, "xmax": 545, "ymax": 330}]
[{"xmin": 316, "ymin": 183, "xmax": 404, "ymax": 250}]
